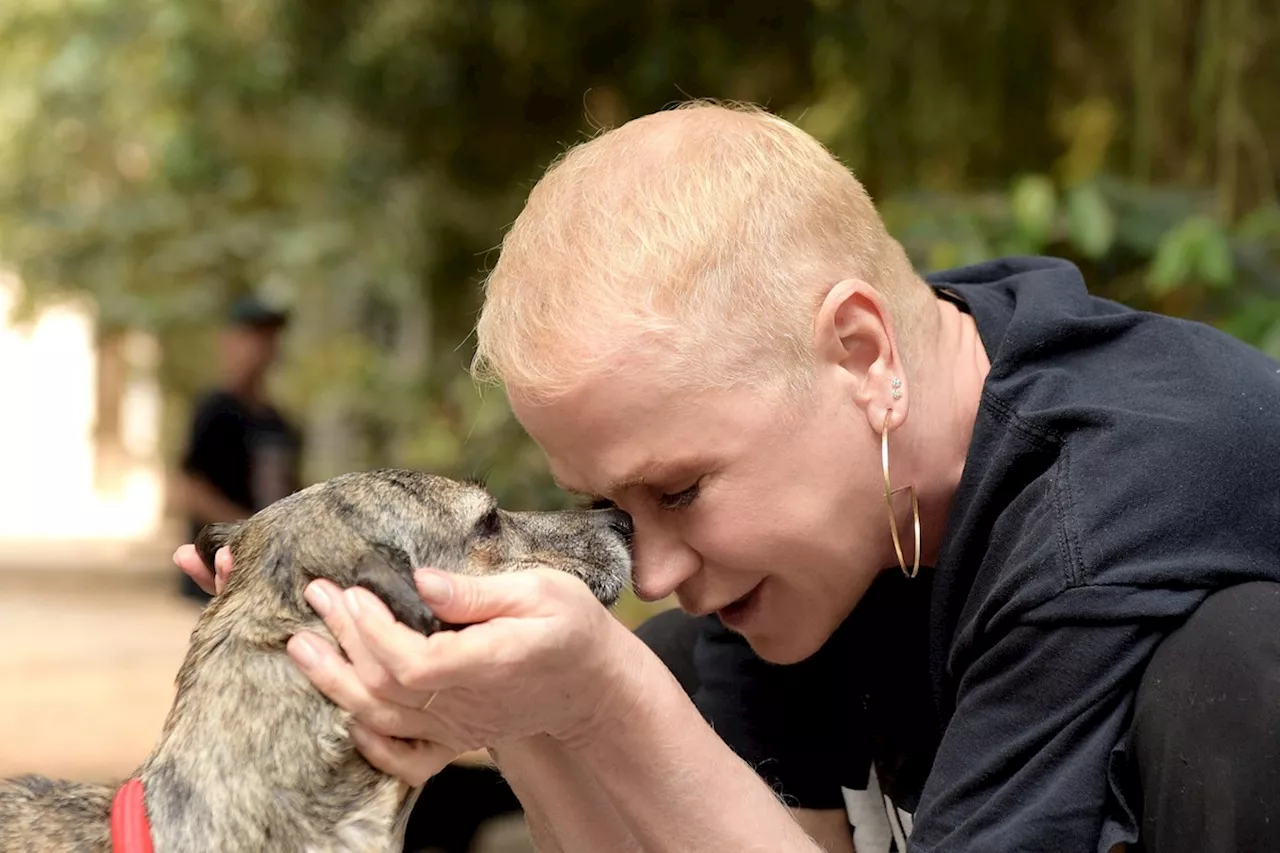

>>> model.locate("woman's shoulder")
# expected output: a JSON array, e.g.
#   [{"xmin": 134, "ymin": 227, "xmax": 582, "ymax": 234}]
[{"xmin": 939, "ymin": 258, "xmax": 1280, "ymax": 621}]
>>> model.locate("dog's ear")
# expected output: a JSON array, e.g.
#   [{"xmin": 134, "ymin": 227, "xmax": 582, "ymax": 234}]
[
  {"xmin": 353, "ymin": 546, "xmax": 442, "ymax": 636},
  {"xmin": 194, "ymin": 522, "xmax": 243, "ymax": 575}
]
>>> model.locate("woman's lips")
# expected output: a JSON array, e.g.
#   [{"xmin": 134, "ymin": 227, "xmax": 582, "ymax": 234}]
[{"xmin": 717, "ymin": 582, "xmax": 764, "ymax": 629}]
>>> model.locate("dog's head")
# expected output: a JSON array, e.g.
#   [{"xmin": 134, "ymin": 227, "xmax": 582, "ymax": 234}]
[
  {"xmin": 192, "ymin": 468, "xmax": 633, "ymax": 637},
  {"xmin": 145, "ymin": 470, "xmax": 631, "ymax": 850}
]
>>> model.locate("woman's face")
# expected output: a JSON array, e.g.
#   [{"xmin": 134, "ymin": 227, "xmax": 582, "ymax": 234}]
[{"xmin": 510, "ymin": 364, "xmax": 894, "ymax": 664}]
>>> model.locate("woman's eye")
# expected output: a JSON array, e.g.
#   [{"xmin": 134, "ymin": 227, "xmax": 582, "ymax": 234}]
[{"xmin": 658, "ymin": 481, "xmax": 701, "ymax": 511}]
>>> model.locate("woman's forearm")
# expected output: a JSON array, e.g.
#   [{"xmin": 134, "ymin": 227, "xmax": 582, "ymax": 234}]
[
  {"xmin": 561, "ymin": 628, "xmax": 824, "ymax": 853},
  {"xmin": 492, "ymin": 623, "xmax": 823, "ymax": 853},
  {"xmin": 490, "ymin": 735, "xmax": 643, "ymax": 853}
]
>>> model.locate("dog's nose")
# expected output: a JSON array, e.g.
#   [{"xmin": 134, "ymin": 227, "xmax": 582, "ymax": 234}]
[{"xmin": 605, "ymin": 508, "xmax": 634, "ymax": 540}]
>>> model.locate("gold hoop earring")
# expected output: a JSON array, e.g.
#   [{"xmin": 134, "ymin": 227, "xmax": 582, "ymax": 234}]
[{"xmin": 881, "ymin": 409, "xmax": 921, "ymax": 579}]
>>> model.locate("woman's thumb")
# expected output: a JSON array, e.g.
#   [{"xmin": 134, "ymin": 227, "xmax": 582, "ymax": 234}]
[{"xmin": 414, "ymin": 568, "xmax": 534, "ymax": 625}]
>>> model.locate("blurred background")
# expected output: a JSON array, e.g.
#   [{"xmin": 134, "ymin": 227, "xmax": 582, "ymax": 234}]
[{"xmin": 0, "ymin": 0, "xmax": 1278, "ymax": 850}]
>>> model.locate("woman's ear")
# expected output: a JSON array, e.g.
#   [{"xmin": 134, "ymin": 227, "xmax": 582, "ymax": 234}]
[{"xmin": 813, "ymin": 278, "xmax": 905, "ymax": 421}]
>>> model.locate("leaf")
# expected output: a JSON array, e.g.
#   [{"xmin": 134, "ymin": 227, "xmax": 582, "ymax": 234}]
[
  {"xmin": 1233, "ymin": 203, "xmax": 1280, "ymax": 242},
  {"xmin": 1009, "ymin": 173, "xmax": 1057, "ymax": 246},
  {"xmin": 1147, "ymin": 224, "xmax": 1195, "ymax": 296},
  {"xmin": 1196, "ymin": 222, "xmax": 1233, "ymax": 288},
  {"xmin": 1261, "ymin": 320, "xmax": 1280, "ymax": 363},
  {"xmin": 1147, "ymin": 216, "xmax": 1235, "ymax": 295},
  {"xmin": 1065, "ymin": 183, "xmax": 1116, "ymax": 259}
]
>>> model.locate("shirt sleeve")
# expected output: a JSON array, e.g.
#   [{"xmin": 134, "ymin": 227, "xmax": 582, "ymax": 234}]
[
  {"xmin": 692, "ymin": 616, "xmax": 873, "ymax": 812},
  {"xmin": 909, "ymin": 609, "xmax": 1163, "ymax": 853}
]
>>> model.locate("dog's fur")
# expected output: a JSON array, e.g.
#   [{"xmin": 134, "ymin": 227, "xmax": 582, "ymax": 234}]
[{"xmin": 0, "ymin": 469, "xmax": 632, "ymax": 852}]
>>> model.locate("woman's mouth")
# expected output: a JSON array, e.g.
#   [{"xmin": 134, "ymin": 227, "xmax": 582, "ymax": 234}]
[{"xmin": 717, "ymin": 582, "xmax": 764, "ymax": 629}]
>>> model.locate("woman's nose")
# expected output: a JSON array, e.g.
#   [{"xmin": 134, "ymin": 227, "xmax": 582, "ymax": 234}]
[{"xmin": 630, "ymin": 525, "xmax": 700, "ymax": 602}]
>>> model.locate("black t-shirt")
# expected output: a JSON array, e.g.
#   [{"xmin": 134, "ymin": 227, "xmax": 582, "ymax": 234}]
[
  {"xmin": 180, "ymin": 389, "xmax": 303, "ymax": 543},
  {"xmin": 689, "ymin": 256, "xmax": 1280, "ymax": 852}
]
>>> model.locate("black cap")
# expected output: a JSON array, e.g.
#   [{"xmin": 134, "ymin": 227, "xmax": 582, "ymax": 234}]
[{"xmin": 227, "ymin": 295, "xmax": 290, "ymax": 329}]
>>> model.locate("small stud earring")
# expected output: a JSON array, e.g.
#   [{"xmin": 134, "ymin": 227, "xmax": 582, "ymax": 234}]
[{"xmin": 891, "ymin": 377, "xmax": 903, "ymax": 401}]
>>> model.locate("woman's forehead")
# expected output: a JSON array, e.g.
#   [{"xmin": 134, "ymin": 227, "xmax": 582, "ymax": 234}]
[{"xmin": 512, "ymin": 373, "xmax": 782, "ymax": 489}]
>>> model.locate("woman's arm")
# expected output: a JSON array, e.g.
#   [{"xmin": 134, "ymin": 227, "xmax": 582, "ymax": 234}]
[
  {"xmin": 494, "ymin": 735, "xmax": 853, "ymax": 853},
  {"xmin": 548, "ymin": 627, "xmax": 824, "ymax": 853},
  {"xmin": 793, "ymin": 810, "xmax": 856, "ymax": 853},
  {"xmin": 489, "ymin": 736, "xmax": 641, "ymax": 853}
]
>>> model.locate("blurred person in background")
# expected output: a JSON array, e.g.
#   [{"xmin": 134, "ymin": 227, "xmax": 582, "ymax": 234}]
[{"xmin": 173, "ymin": 295, "xmax": 303, "ymax": 604}]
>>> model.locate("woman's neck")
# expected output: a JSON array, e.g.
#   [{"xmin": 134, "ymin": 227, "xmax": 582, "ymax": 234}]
[{"xmin": 908, "ymin": 298, "xmax": 991, "ymax": 567}]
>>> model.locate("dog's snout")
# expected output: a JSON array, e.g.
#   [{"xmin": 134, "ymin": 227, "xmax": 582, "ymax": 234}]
[{"xmin": 604, "ymin": 508, "xmax": 634, "ymax": 541}]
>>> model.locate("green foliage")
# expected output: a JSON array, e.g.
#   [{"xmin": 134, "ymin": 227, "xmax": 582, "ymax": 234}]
[
  {"xmin": 1149, "ymin": 216, "xmax": 1235, "ymax": 295},
  {"xmin": 1065, "ymin": 184, "xmax": 1117, "ymax": 261}
]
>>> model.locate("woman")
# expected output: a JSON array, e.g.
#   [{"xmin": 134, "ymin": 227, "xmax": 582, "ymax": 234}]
[{"xmin": 178, "ymin": 102, "xmax": 1280, "ymax": 852}]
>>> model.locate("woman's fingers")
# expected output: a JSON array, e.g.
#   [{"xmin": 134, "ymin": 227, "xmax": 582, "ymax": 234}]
[
  {"xmin": 414, "ymin": 567, "xmax": 551, "ymax": 624},
  {"xmin": 349, "ymin": 722, "xmax": 459, "ymax": 787},
  {"xmin": 301, "ymin": 580, "xmax": 429, "ymax": 708},
  {"xmin": 341, "ymin": 586, "xmax": 444, "ymax": 692},
  {"xmin": 214, "ymin": 546, "xmax": 234, "ymax": 595},
  {"xmin": 172, "ymin": 543, "xmax": 238, "ymax": 596},
  {"xmin": 173, "ymin": 544, "xmax": 217, "ymax": 596},
  {"xmin": 343, "ymin": 575, "xmax": 545, "ymax": 695},
  {"xmin": 287, "ymin": 630, "xmax": 432, "ymax": 740},
  {"xmin": 354, "ymin": 602, "xmax": 525, "ymax": 693}
]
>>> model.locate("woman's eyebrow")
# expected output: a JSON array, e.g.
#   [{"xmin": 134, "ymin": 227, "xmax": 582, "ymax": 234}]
[
  {"xmin": 553, "ymin": 459, "xmax": 709, "ymax": 498},
  {"xmin": 607, "ymin": 461, "xmax": 707, "ymax": 494}
]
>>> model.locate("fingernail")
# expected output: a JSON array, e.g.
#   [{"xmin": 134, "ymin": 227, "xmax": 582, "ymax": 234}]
[
  {"xmin": 305, "ymin": 582, "xmax": 331, "ymax": 616},
  {"xmin": 289, "ymin": 633, "xmax": 319, "ymax": 667},
  {"xmin": 171, "ymin": 547, "xmax": 184, "ymax": 566},
  {"xmin": 415, "ymin": 570, "xmax": 452, "ymax": 604},
  {"xmin": 346, "ymin": 587, "xmax": 391, "ymax": 622}
]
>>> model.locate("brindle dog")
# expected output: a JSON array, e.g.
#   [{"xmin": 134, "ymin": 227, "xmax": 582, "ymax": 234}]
[{"xmin": 0, "ymin": 469, "xmax": 633, "ymax": 852}]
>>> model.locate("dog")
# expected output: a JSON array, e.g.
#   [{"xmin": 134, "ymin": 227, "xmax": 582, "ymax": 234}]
[{"xmin": 0, "ymin": 469, "xmax": 633, "ymax": 852}]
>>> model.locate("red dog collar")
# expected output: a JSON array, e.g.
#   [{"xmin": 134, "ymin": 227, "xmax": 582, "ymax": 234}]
[{"xmin": 109, "ymin": 778, "xmax": 155, "ymax": 853}]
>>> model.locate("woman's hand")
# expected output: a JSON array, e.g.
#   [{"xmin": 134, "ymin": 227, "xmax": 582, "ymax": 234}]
[
  {"xmin": 173, "ymin": 542, "xmax": 641, "ymax": 785},
  {"xmin": 288, "ymin": 567, "xmax": 640, "ymax": 783},
  {"xmin": 174, "ymin": 543, "xmax": 233, "ymax": 596}
]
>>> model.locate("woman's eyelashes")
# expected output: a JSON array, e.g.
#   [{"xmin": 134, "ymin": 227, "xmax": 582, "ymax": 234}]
[
  {"xmin": 658, "ymin": 479, "xmax": 701, "ymax": 511},
  {"xmin": 576, "ymin": 478, "xmax": 703, "ymax": 512}
]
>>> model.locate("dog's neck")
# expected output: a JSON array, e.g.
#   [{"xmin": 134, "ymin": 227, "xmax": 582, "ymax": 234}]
[{"xmin": 137, "ymin": 621, "xmax": 419, "ymax": 853}]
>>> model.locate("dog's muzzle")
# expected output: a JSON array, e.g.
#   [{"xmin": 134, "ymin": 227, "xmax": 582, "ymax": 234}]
[{"xmin": 602, "ymin": 508, "xmax": 634, "ymax": 552}]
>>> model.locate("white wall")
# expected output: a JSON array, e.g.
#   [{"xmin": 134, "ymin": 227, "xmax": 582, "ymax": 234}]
[{"xmin": 0, "ymin": 272, "xmax": 164, "ymax": 542}]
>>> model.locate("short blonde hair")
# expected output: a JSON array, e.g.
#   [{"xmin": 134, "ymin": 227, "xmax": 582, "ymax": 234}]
[{"xmin": 471, "ymin": 100, "xmax": 932, "ymax": 403}]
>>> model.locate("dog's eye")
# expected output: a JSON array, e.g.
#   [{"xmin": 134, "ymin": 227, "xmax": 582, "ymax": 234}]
[{"xmin": 474, "ymin": 507, "xmax": 501, "ymax": 537}]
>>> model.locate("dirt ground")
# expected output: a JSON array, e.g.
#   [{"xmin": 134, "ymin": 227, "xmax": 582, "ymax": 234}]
[{"xmin": 0, "ymin": 583, "xmax": 199, "ymax": 782}]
